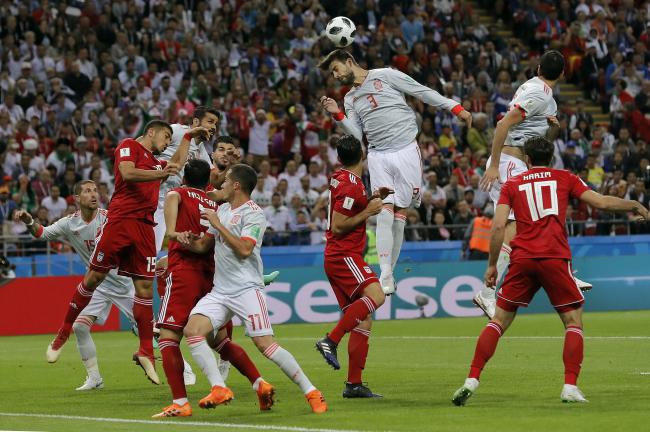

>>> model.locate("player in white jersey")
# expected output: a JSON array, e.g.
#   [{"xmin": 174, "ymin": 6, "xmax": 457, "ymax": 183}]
[
  {"xmin": 14, "ymin": 180, "xmax": 135, "ymax": 391},
  {"xmin": 180, "ymin": 164, "xmax": 327, "ymax": 414},
  {"xmin": 318, "ymin": 49, "xmax": 472, "ymax": 294}
]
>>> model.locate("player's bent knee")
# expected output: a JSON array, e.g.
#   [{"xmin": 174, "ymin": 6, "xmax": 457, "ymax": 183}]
[
  {"xmin": 364, "ymin": 282, "xmax": 386, "ymax": 307},
  {"xmin": 251, "ymin": 335, "xmax": 274, "ymax": 353},
  {"xmin": 357, "ymin": 316, "xmax": 372, "ymax": 331},
  {"xmin": 183, "ymin": 315, "xmax": 211, "ymax": 338},
  {"xmin": 159, "ymin": 327, "xmax": 181, "ymax": 341}
]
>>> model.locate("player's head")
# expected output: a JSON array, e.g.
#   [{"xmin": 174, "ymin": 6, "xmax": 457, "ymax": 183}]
[
  {"xmin": 318, "ymin": 49, "xmax": 357, "ymax": 86},
  {"xmin": 524, "ymin": 137, "xmax": 555, "ymax": 167},
  {"xmin": 143, "ymin": 120, "xmax": 173, "ymax": 154},
  {"xmin": 74, "ymin": 180, "xmax": 98, "ymax": 210},
  {"xmin": 222, "ymin": 164, "xmax": 257, "ymax": 201},
  {"xmin": 191, "ymin": 106, "xmax": 220, "ymax": 141},
  {"xmin": 336, "ymin": 135, "xmax": 363, "ymax": 167},
  {"xmin": 183, "ymin": 159, "xmax": 211, "ymax": 190},
  {"xmin": 212, "ymin": 135, "xmax": 236, "ymax": 170},
  {"xmin": 537, "ymin": 50, "xmax": 565, "ymax": 81}
]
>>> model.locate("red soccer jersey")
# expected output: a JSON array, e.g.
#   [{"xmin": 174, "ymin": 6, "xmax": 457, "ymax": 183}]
[
  {"xmin": 498, "ymin": 167, "xmax": 590, "ymax": 260},
  {"xmin": 168, "ymin": 186, "xmax": 218, "ymax": 271},
  {"xmin": 108, "ymin": 138, "xmax": 167, "ymax": 223},
  {"xmin": 325, "ymin": 169, "xmax": 369, "ymax": 257}
]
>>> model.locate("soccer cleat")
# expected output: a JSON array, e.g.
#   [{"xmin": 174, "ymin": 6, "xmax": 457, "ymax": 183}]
[
  {"xmin": 199, "ymin": 385, "xmax": 234, "ymax": 409},
  {"xmin": 256, "ymin": 380, "xmax": 275, "ymax": 411},
  {"xmin": 218, "ymin": 359, "xmax": 231, "ymax": 382},
  {"xmin": 315, "ymin": 336, "xmax": 340, "ymax": 370},
  {"xmin": 380, "ymin": 273, "xmax": 396, "ymax": 295},
  {"xmin": 75, "ymin": 375, "xmax": 104, "ymax": 391},
  {"xmin": 263, "ymin": 271, "xmax": 280, "ymax": 285},
  {"xmin": 561, "ymin": 384, "xmax": 589, "ymax": 403},
  {"xmin": 574, "ymin": 275, "xmax": 592, "ymax": 292},
  {"xmin": 342, "ymin": 382, "xmax": 383, "ymax": 398},
  {"xmin": 133, "ymin": 352, "xmax": 161, "ymax": 385},
  {"xmin": 46, "ymin": 328, "xmax": 71, "ymax": 363},
  {"xmin": 306, "ymin": 389, "xmax": 327, "ymax": 414},
  {"xmin": 183, "ymin": 360, "xmax": 196, "ymax": 386},
  {"xmin": 451, "ymin": 378, "xmax": 479, "ymax": 406},
  {"xmin": 152, "ymin": 402, "xmax": 192, "ymax": 418},
  {"xmin": 473, "ymin": 287, "xmax": 496, "ymax": 319}
]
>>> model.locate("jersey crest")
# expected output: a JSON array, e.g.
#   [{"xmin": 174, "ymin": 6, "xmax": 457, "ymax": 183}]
[{"xmin": 373, "ymin": 79, "xmax": 383, "ymax": 91}]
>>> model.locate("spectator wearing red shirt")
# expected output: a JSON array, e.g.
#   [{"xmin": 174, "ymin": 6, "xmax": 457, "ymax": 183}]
[{"xmin": 452, "ymin": 156, "xmax": 476, "ymax": 187}]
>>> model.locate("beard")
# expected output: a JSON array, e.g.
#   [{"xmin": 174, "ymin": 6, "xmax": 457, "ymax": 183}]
[{"xmin": 339, "ymin": 70, "xmax": 355, "ymax": 86}]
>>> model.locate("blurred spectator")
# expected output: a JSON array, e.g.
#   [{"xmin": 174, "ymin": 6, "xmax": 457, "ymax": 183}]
[
  {"xmin": 40, "ymin": 185, "xmax": 67, "ymax": 222},
  {"xmin": 0, "ymin": 185, "xmax": 18, "ymax": 225},
  {"xmin": 263, "ymin": 193, "xmax": 290, "ymax": 245}
]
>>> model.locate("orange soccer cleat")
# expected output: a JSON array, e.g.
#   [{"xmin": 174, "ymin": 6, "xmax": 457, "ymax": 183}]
[
  {"xmin": 152, "ymin": 402, "xmax": 192, "ymax": 418},
  {"xmin": 198, "ymin": 385, "xmax": 234, "ymax": 409},
  {"xmin": 256, "ymin": 380, "xmax": 275, "ymax": 411},
  {"xmin": 306, "ymin": 389, "xmax": 327, "ymax": 414}
]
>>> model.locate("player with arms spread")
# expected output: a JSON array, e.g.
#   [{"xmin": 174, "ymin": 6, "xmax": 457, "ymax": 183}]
[
  {"xmin": 15, "ymin": 180, "xmax": 136, "ymax": 390},
  {"xmin": 46, "ymin": 120, "xmax": 208, "ymax": 385},
  {"xmin": 314, "ymin": 135, "xmax": 389, "ymax": 398},
  {"xmin": 318, "ymin": 49, "xmax": 472, "ymax": 295},
  {"xmin": 452, "ymin": 137, "xmax": 649, "ymax": 405},
  {"xmin": 181, "ymin": 164, "xmax": 327, "ymax": 414}
]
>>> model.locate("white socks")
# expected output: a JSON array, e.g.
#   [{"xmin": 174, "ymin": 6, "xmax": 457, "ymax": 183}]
[
  {"xmin": 252, "ymin": 377, "xmax": 264, "ymax": 391},
  {"xmin": 391, "ymin": 214, "xmax": 406, "ymax": 269},
  {"xmin": 173, "ymin": 397, "xmax": 189, "ymax": 406},
  {"xmin": 263, "ymin": 342, "xmax": 315, "ymax": 394},
  {"xmin": 186, "ymin": 336, "xmax": 225, "ymax": 387},
  {"xmin": 376, "ymin": 207, "xmax": 394, "ymax": 276},
  {"xmin": 495, "ymin": 244, "xmax": 511, "ymax": 288},
  {"xmin": 73, "ymin": 316, "xmax": 100, "ymax": 378}
]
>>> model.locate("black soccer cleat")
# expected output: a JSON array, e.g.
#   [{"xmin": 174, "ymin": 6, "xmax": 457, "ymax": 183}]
[
  {"xmin": 343, "ymin": 382, "xmax": 383, "ymax": 398},
  {"xmin": 315, "ymin": 336, "xmax": 340, "ymax": 370}
]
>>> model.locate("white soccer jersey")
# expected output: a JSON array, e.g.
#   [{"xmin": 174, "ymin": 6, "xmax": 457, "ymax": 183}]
[
  {"xmin": 337, "ymin": 68, "xmax": 459, "ymax": 153},
  {"xmin": 208, "ymin": 200, "xmax": 266, "ymax": 296},
  {"xmin": 506, "ymin": 77, "xmax": 558, "ymax": 147},
  {"xmin": 36, "ymin": 208, "xmax": 133, "ymax": 297}
]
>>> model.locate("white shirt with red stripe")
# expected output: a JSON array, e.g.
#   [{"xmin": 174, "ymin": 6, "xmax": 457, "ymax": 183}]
[
  {"xmin": 506, "ymin": 77, "xmax": 557, "ymax": 147},
  {"xmin": 207, "ymin": 200, "xmax": 267, "ymax": 295}
]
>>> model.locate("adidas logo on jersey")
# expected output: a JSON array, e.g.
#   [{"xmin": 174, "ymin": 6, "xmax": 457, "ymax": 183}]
[{"xmin": 167, "ymin": 316, "xmax": 175, "ymax": 323}]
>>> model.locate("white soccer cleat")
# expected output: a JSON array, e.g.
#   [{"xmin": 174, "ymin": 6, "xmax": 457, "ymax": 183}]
[
  {"xmin": 574, "ymin": 275, "xmax": 592, "ymax": 292},
  {"xmin": 451, "ymin": 378, "xmax": 479, "ymax": 406},
  {"xmin": 76, "ymin": 375, "xmax": 104, "ymax": 391},
  {"xmin": 46, "ymin": 343, "xmax": 63, "ymax": 363},
  {"xmin": 183, "ymin": 360, "xmax": 196, "ymax": 386},
  {"xmin": 473, "ymin": 286, "xmax": 496, "ymax": 319},
  {"xmin": 219, "ymin": 359, "xmax": 231, "ymax": 382},
  {"xmin": 380, "ymin": 273, "xmax": 396, "ymax": 295},
  {"xmin": 561, "ymin": 384, "xmax": 588, "ymax": 403}
]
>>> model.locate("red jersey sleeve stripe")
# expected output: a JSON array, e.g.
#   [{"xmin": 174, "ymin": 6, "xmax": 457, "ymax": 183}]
[
  {"xmin": 513, "ymin": 104, "xmax": 526, "ymax": 120},
  {"xmin": 241, "ymin": 236, "xmax": 257, "ymax": 245}
]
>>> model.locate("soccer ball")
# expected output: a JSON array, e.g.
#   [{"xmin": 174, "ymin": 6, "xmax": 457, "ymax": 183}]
[{"xmin": 325, "ymin": 16, "xmax": 356, "ymax": 48}]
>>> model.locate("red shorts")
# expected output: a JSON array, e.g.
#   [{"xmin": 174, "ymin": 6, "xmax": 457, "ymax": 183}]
[
  {"xmin": 89, "ymin": 218, "xmax": 157, "ymax": 279},
  {"xmin": 157, "ymin": 267, "xmax": 213, "ymax": 330},
  {"xmin": 324, "ymin": 254, "xmax": 379, "ymax": 309},
  {"xmin": 497, "ymin": 258, "xmax": 585, "ymax": 313}
]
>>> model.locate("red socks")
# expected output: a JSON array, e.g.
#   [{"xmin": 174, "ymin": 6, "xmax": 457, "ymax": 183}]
[
  {"xmin": 347, "ymin": 327, "xmax": 370, "ymax": 384},
  {"xmin": 215, "ymin": 337, "xmax": 261, "ymax": 384},
  {"xmin": 61, "ymin": 282, "xmax": 95, "ymax": 333},
  {"xmin": 563, "ymin": 325, "xmax": 584, "ymax": 385},
  {"xmin": 468, "ymin": 321, "xmax": 503, "ymax": 380},
  {"xmin": 329, "ymin": 297, "xmax": 377, "ymax": 344},
  {"xmin": 159, "ymin": 338, "xmax": 186, "ymax": 399},
  {"xmin": 133, "ymin": 296, "xmax": 154, "ymax": 357}
]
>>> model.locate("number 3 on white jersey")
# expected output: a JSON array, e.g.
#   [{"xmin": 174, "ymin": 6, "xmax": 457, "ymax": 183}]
[{"xmin": 518, "ymin": 180, "xmax": 558, "ymax": 221}]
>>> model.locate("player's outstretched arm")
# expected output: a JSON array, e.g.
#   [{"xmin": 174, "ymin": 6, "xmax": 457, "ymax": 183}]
[
  {"xmin": 201, "ymin": 208, "xmax": 256, "ymax": 259},
  {"xmin": 320, "ymin": 96, "xmax": 363, "ymax": 141},
  {"xmin": 484, "ymin": 204, "xmax": 511, "ymax": 288},
  {"xmin": 119, "ymin": 160, "xmax": 175, "ymax": 182},
  {"xmin": 480, "ymin": 108, "xmax": 525, "ymax": 191},
  {"xmin": 579, "ymin": 190, "xmax": 650, "ymax": 219},
  {"xmin": 331, "ymin": 197, "xmax": 383, "ymax": 236},
  {"xmin": 14, "ymin": 209, "xmax": 65, "ymax": 240},
  {"xmin": 168, "ymin": 127, "xmax": 210, "ymax": 167}
]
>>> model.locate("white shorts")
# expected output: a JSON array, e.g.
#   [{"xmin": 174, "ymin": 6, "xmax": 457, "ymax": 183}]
[
  {"xmin": 367, "ymin": 142, "xmax": 422, "ymax": 208},
  {"xmin": 153, "ymin": 204, "xmax": 166, "ymax": 253},
  {"xmin": 191, "ymin": 289, "xmax": 274, "ymax": 337},
  {"xmin": 486, "ymin": 153, "xmax": 528, "ymax": 219},
  {"xmin": 80, "ymin": 289, "xmax": 134, "ymax": 326}
]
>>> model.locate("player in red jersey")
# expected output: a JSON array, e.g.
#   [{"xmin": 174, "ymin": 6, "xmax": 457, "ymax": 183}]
[
  {"xmin": 452, "ymin": 137, "xmax": 649, "ymax": 405},
  {"xmin": 315, "ymin": 135, "xmax": 391, "ymax": 398},
  {"xmin": 46, "ymin": 120, "xmax": 210, "ymax": 385},
  {"xmin": 153, "ymin": 159, "xmax": 274, "ymax": 417}
]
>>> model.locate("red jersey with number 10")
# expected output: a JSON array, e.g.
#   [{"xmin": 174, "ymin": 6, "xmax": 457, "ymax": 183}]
[
  {"xmin": 168, "ymin": 186, "xmax": 219, "ymax": 271},
  {"xmin": 498, "ymin": 167, "xmax": 589, "ymax": 260},
  {"xmin": 325, "ymin": 169, "xmax": 369, "ymax": 257}
]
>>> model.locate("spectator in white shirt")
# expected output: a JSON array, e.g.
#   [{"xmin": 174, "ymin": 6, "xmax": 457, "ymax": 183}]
[
  {"xmin": 45, "ymin": 139, "xmax": 73, "ymax": 177},
  {"xmin": 296, "ymin": 175, "xmax": 320, "ymax": 208},
  {"xmin": 278, "ymin": 160, "xmax": 302, "ymax": 196},
  {"xmin": 25, "ymin": 93, "xmax": 49, "ymax": 124},
  {"xmin": 3, "ymin": 140, "xmax": 21, "ymax": 176},
  {"xmin": 423, "ymin": 171, "xmax": 447, "ymax": 209},
  {"xmin": 0, "ymin": 93, "xmax": 25, "ymax": 124},
  {"xmin": 263, "ymin": 192, "xmax": 291, "ymax": 245},
  {"xmin": 307, "ymin": 160, "xmax": 328, "ymax": 192},
  {"xmin": 41, "ymin": 185, "xmax": 68, "ymax": 222},
  {"xmin": 310, "ymin": 142, "xmax": 336, "ymax": 175},
  {"xmin": 83, "ymin": 155, "xmax": 112, "ymax": 183},
  {"xmin": 249, "ymin": 109, "xmax": 271, "ymax": 164},
  {"xmin": 251, "ymin": 176, "xmax": 273, "ymax": 208},
  {"xmin": 73, "ymin": 136, "xmax": 94, "ymax": 172},
  {"xmin": 159, "ymin": 76, "xmax": 177, "ymax": 105},
  {"xmin": 259, "ymin": 159, "xmax": 278, "ymax": 193}
]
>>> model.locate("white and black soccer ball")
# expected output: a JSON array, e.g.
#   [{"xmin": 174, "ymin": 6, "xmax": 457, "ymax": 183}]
[{"xmin": 325, "ymin": 16, "xmax": 356, "ymax": 48}]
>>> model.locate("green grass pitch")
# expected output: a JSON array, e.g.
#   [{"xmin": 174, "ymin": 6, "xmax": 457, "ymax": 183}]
[{"xmin": 1, "ymin": 311, "xmax": 648, "ymax": 432}]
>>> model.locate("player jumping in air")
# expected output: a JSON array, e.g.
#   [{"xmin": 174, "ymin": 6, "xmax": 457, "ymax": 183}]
[
  {"xmin": 319, "ymin": 49, "xmax": 472, "ymax": 295},
  {"xmin": 46, "ymin": 120, "xmax": 209, "ymax": 385},
  {"xmin": 315, "ymin": 135, "xmax": 390, "ymax": 398},
  {"xmin": 452, "ymin": 137, "xmax": 649, "ymax": 405},
  {"xmin": 15, "ymin": 181, "xmax": 135, "ymax": 390},
  {"xmin": 181, "ymin": 164, "xmax": 327, "ymax": 414},
  {"xmin": 476, "ymin": 50, "xmax": 591, "ymax": 319}
]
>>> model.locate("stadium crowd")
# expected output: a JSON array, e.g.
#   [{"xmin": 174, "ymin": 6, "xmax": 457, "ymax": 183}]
[{"xmin": 0, "ymin": 0, "xmax": 649, "ymax": 249}]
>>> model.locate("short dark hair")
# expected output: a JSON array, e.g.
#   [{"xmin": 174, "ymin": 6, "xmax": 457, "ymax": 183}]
[
  {"xmin": 143, "ymin": 119, "xmax": 172, "ymax": 136},
  {"xmin": 215, "ymin": 135, "xmax": 234, "ymax": 145},
  {"xmin": 193, "ymin": 106, "xmax": 220, "ymax": 121},
  {"xmin": 524, "ymin": 137, "xmax": 555, "ymax": 166},
  {"xmin": 74, "ymin": 180, "xmax": 96, "ymax": 195},
  {"xmin": 318, "ymin": 49, "xmax": 356, "ymax": 70},
  {"xmin": 336, "ymin": 135, "xmax": 363, "ymax": 166},
  {"xmin": 539, "ymin": 50, "xmax": 565, "ymax": 81},
  {"xmin": 229, "ymin": 164, "xmax": 257, "ymax": 195},
  {"xmin": 183, "ymin": 159, "xmax": 211, "ymax": 189}
]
